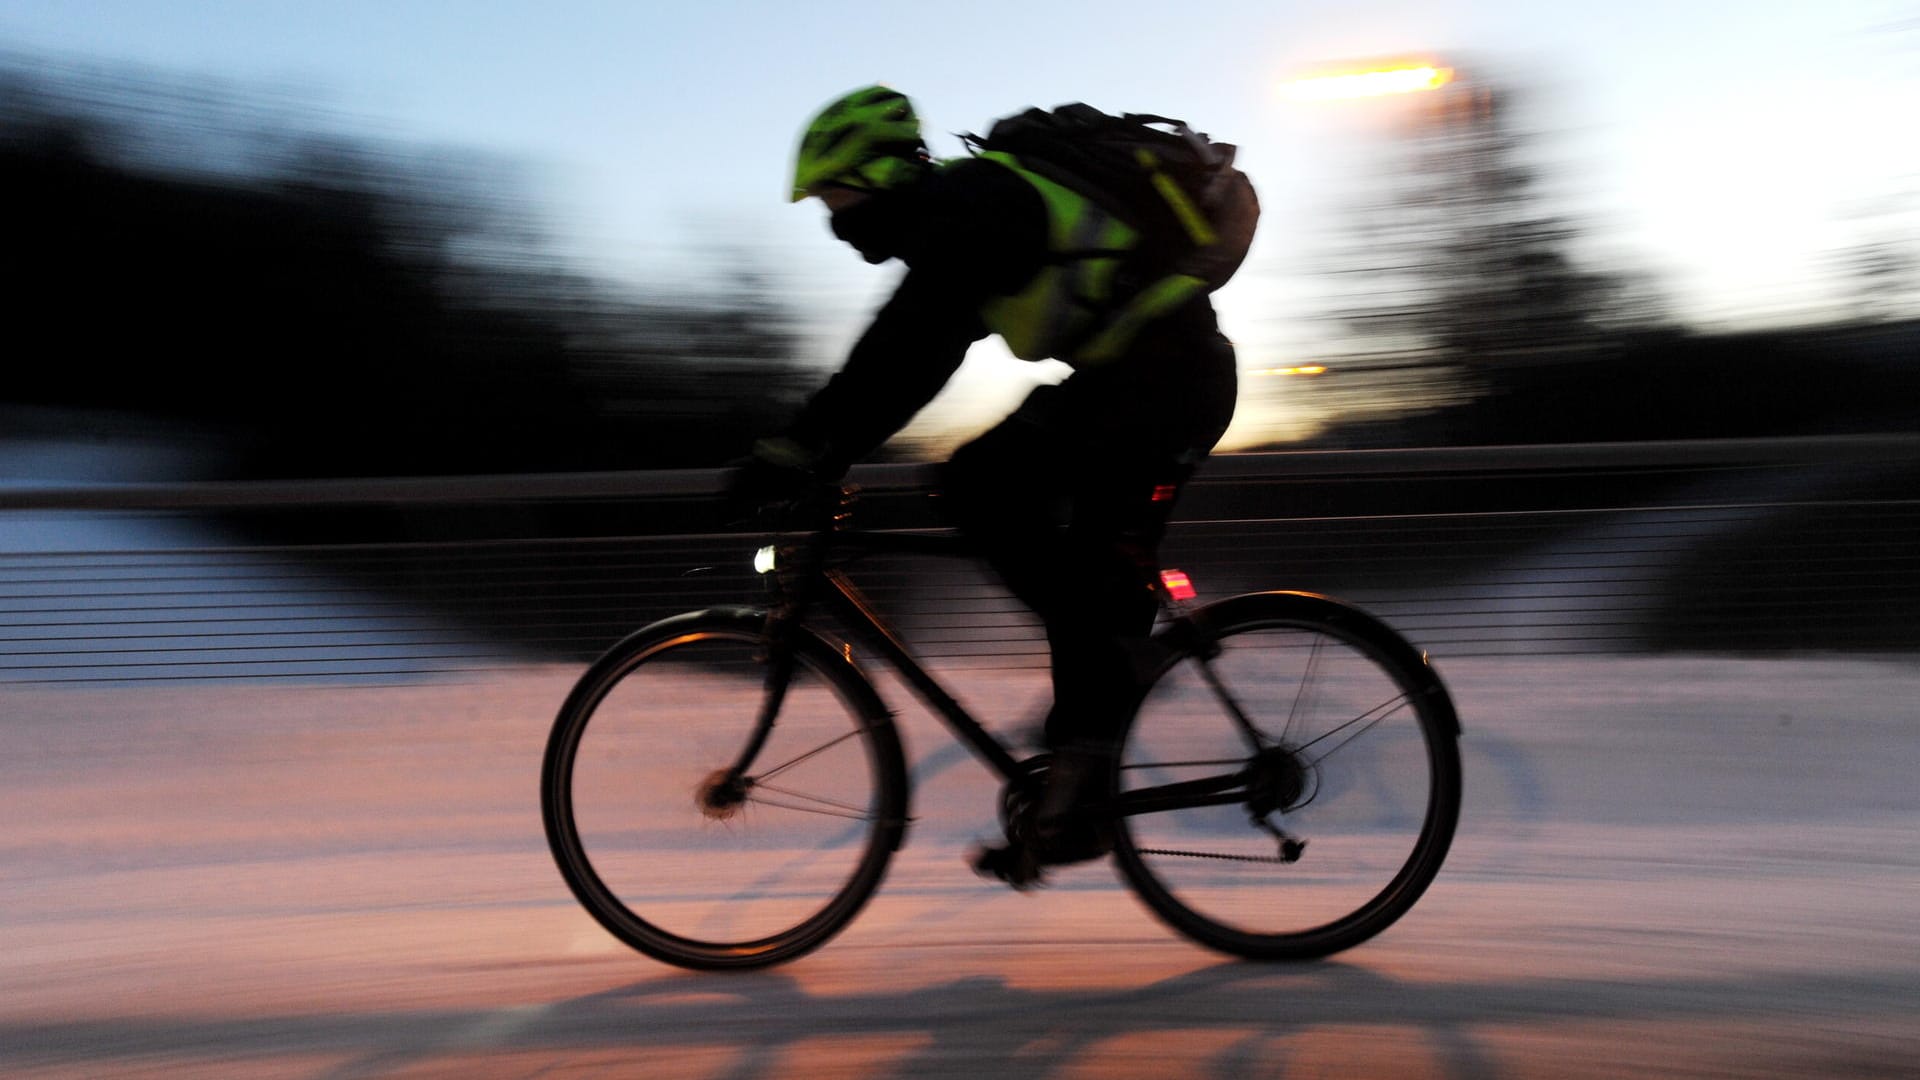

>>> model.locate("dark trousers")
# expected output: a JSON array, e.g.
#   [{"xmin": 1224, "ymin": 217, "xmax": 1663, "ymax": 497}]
[{"xmin": 941, "ymin": 328, "xmax": 1237, "ymax": 750}]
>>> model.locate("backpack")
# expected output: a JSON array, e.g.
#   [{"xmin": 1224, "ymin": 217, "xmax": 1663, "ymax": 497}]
[{"xmin": 960, "ymin": 103, "xmax": 1259, "ymax": 293}]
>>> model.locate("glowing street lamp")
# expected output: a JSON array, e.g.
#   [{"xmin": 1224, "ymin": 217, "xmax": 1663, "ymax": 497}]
[{"xmin": 1282, "ymin": 61, "xmax": 1454, "ymax": 102}]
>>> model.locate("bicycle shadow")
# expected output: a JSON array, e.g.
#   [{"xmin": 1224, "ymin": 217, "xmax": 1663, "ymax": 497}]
[
  {"xmin": 6, "ymin": 954, "xmax": 1917, "ymax": 1078},
  {"xmin": 326, "ymin": 960, "xmax": 1490, "ymax": 1080},
  {"xmin": 332, "ymin": 954, "xmax": 1913, "ymax": 1079}
]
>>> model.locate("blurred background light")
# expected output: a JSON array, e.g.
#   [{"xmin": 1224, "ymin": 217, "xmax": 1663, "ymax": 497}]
[{"xmin": 1282, "ymin": 61, "xmax": 1456, "ymax": 101}]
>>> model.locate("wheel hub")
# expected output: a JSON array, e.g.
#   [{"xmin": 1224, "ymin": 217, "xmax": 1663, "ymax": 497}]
[
  {"xmin": 696, "ymin": 768, "xmax": 751, "ymax": 821},
  {"xmin": 1245, "ymin": 746, "xmax": 1311, "ymax": 816}
]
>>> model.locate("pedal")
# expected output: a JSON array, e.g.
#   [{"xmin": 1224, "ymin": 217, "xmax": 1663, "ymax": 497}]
[
  {"xmin": 1252, "ymin": 814, "xmax": 1307, "ymax": 864},
  {"xmin": 970, "ymin": 842, "xmax": 1048, "ymax": 891}
]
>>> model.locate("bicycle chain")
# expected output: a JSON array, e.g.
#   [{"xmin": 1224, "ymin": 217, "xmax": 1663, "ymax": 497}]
[{"xmin": 1134, "ymin": 847, "xmax": 1294, "ymax": 865}]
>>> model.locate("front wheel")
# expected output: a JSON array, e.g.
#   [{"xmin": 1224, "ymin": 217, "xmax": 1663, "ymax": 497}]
[
  {"xmin": 1114, "ymin": 591, "xmax": 1461, "ymax": 960},
  {"xmin": 542, "ymin": 608, "xmax": 909, "ymax": 970}
]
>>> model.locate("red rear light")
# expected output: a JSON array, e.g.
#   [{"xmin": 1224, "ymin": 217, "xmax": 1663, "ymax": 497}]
[
  {"xmin": 1160, "ymin": 568, "xmax": 1197, "ymax": 601},
  {"xmin": 1151, "ymin": 484, "xmax": 1178, "ymax": 503}
]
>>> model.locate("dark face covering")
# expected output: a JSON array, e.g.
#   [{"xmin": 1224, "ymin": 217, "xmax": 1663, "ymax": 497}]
[{"xmin": 829, "ymin": 194, "xmax": 901, "ymax": 265}]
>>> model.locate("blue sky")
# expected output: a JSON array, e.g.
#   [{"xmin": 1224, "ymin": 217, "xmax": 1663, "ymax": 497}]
[{"xmin": 6, "ymin": 0, "xmax": 1916, "ymax": 445}]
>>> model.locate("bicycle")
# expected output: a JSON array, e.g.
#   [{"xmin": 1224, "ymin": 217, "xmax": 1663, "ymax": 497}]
[{"xmin": 542, "ymin": 488, "xmax": 1461, "ymax": 970}]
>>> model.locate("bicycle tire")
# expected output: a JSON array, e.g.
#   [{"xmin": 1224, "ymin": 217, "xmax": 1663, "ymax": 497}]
[
  {"xmin": 1114, "ymin": 591, "xmax": 1461, "ymax": 960},
  {"xmin": 542, "ymin": 607, "xmax": 909, "ymax": 970}
]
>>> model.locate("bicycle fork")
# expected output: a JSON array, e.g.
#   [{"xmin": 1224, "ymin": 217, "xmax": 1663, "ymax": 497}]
[{"xmin": 697, "ymin": 613, "xmax": 800, "ymax": 818}]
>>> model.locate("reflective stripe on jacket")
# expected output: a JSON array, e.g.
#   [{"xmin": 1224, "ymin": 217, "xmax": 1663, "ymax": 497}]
[{"xmin": 969, "ymin": 151, "xmax": 1211, "ymax": 367}]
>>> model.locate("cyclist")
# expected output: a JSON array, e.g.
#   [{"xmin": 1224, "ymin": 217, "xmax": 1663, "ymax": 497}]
[{"xmin": 735, "ymin": 86, "xmax": 1238, "ymax": 886}]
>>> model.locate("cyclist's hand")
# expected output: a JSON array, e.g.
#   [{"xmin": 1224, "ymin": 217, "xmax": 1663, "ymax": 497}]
[{"xmin": 725, "ymin": 437, "xmax": 825, "ymax": 523}]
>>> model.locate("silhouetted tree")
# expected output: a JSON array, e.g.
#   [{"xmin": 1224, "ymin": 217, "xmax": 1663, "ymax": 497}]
[
  {"xmin": 1, "ymin": 56, "xmax": 811, "ymax": 477},
  {"xmin": 1840, "ymin": 192, "xmax": 1920, "ymax": 322},
  {"xmin": 1328, "ymin": 79, "xmax": 1647, "ymax": 373}
]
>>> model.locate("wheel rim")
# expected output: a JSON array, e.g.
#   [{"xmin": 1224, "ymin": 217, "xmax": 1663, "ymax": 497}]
[
  {"xmin": 1118, "ymin": 617, "xmax": 1454, "ymax": 952},
  {"xmin": 554, "ymin": 630, "xmax": 894, "ymax": 961}
]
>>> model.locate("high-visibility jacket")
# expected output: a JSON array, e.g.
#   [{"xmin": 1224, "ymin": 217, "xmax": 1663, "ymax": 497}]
[{"xmin": 970, "ymin": 151, "xmax": 1210, "ymax": 367}]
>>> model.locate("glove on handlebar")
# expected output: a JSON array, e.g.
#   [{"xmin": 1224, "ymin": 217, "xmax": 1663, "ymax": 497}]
[{"xmin": 724, "ymin": 437, "xmax": 835, "ymax": 522}]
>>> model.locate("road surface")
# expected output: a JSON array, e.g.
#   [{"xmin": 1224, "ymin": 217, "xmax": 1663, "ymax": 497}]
[{"xmin": 4, "ymin": 655, "xmax": 1917, "ymax": 1078}]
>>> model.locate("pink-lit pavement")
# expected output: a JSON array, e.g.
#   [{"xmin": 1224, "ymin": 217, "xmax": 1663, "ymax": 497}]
[{"xmin": 4, "ymin": 656, "xmax": 1917, "ymax": 1078}]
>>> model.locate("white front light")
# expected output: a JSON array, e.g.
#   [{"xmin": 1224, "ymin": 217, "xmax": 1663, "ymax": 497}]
[{"xmin": 754, "ymin": 545, "xmax": 778, "ymax": 575}]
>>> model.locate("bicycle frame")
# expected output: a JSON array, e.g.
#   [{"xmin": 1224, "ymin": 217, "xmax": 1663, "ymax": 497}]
[
  {"xmin": 757, "ymin": 526, "xmax": 1024, "ymax": 781},
  {"xmin": 732, "ymin": 522, "xmax": 1262, "ymax": 819}
]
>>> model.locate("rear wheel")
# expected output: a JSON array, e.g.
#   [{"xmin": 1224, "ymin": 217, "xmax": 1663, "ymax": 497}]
[
  {"xmin": 1115, "ymin": 592, "xmax": 1461, "ymax": 960},
  {"xmin": 542, "ymin": 609, "xmax": 908, "ymax": 969}
]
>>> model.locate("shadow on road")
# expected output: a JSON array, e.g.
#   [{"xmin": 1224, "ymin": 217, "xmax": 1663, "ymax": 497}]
[{"xmin": 8, "ymin": 958, "xmax": 1915, "ymax": 1078}]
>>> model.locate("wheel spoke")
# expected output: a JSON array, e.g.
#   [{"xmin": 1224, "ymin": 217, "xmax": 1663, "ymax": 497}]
[
  {"xmin": 749, "ymin": 781, "xmax": 882, "ymax": 821},
  {"xmin": 754, "ymin": 727, "xmax": 864, "ymax": 782},
  {"xmin": 1297, "ymin": 692, "xmax": 1411, "ymax": 766},
  {"xmin": 1281, "ymin": 631, "xmax": 1326, "ymax": 745}
]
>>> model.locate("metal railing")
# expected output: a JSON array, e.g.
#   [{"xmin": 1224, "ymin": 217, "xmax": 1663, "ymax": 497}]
[{"xmin": 3, "ymin": 435, "xmax": 1916, "ymax": 683}]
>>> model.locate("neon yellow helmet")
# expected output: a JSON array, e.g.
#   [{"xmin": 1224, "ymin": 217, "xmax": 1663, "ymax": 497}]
[{"xmin": 790, "ymin": 85, "xmax": 929, "ymax": 202}]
